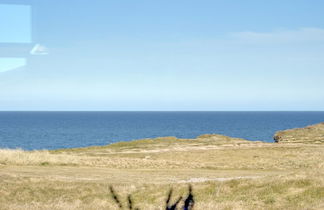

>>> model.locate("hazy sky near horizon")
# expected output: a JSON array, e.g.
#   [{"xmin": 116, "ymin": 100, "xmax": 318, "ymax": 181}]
[{"xmin": 0, "ymin": 0, "xmax": 324, "ymax": 110}]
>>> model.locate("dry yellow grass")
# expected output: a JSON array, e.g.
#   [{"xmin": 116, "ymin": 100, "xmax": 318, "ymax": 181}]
[
  {"xmin": 1, "ymin": 133, "xmax": 324, "ymax": 209},
  {"xmin": 0, "ymin": 149, "xmax": 81, "ymax": 166}
]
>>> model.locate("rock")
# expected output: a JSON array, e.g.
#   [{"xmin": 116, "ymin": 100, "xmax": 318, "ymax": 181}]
[{"xmin": 274, "ymin": 122, "xmax": 324, "ymax": 144}]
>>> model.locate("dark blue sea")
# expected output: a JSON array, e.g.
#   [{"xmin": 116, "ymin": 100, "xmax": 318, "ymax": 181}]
[{"xmin": 0, "ymin": 111, "xmax": 323, "ymax": 150}]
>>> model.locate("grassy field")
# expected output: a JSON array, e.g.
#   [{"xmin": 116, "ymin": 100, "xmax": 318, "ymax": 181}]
[{"xmin": 1, "ymin": 133, "xmax": 324, "ymax": 209}]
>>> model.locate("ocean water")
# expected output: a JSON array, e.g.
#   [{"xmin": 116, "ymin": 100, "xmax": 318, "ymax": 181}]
[{"xmin": 0, "ymin": 111, "xmax": 323, "ymax": 150}]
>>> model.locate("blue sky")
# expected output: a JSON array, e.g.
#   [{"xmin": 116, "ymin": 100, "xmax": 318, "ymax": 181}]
[{"xmin": 0, "ymin": 0, "xmax": 324, "ymax": 110}]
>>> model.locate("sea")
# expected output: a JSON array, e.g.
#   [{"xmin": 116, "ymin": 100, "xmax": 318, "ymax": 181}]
[{"xmin": 0, "ymin": 111, "xmax": 323, "ymax": 150}]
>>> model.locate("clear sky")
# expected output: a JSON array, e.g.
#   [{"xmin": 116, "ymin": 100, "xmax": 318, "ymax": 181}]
[{"xmin": 0, "ymin": 0, "xmax": 324, "ymax": 111}]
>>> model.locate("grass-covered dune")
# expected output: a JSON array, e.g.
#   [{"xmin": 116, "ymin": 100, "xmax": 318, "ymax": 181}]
[{"xmin": 1, "ymin": 125, "xmax": 324, "ymax": 209}]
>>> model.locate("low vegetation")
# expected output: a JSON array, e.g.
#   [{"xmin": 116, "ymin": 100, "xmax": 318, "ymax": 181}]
[{"xmin": 1, "ymin": 125, "xmax": 324, "ymax": 209}]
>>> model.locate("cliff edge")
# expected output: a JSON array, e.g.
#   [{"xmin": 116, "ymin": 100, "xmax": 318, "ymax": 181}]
[{"xmin": 274, "ymin": 122, "xmax": 324, "ymax": 143}]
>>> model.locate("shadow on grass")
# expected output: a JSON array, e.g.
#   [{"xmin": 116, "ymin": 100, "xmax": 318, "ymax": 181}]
[{"xmin": 109, "ymin": 185, "xmax": 195, "ymax": 210}]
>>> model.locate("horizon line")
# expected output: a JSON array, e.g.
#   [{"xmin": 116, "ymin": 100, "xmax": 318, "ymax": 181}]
[{"xmin": 0, "ymin": 110, "xmax": 323, "ymax": 112}]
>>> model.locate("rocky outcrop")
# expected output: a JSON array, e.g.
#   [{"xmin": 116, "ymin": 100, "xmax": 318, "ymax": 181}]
[{"xmin": 274, "ymin": 122, "xmax": 324, "ymax": 144}]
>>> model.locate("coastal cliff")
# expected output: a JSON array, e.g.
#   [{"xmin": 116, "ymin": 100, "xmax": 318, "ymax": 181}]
[{"xmin": 274, "ymin": 122, "xmax": 324, "ymax": 143}]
